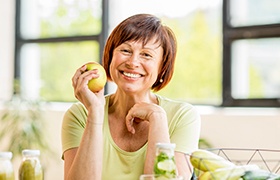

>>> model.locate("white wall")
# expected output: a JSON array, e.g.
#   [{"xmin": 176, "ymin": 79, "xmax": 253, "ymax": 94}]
[
  {"xmin": 199, "ymin": 107, "xmax": 280, "ymax": 150},
  {"xmin": 0, "ymin": 0, "xmax": 14, "ymax": 100}
]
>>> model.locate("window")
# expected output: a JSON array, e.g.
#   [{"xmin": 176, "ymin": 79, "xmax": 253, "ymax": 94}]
[
  {"xmin": 15, "ymin": 0, "xmax": 108, "ymax": 102},
  {"xmin": 223, "ymin": 0, "xmax": 280, "ymax": 107}
]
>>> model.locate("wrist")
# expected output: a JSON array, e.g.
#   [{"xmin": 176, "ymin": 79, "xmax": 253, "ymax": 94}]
[
  {"xmin": 87, "ymin": 109, "xmax": 104, "ymax": 124},
  {"xmin": 147, "ymin": 110, "xmax": 166, "ymax": 120}
]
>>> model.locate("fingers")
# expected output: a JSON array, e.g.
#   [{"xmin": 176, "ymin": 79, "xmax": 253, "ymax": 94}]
[
  {"xmin": 72, "ymin": 65, "xmax": 87, "ymax": 87},
  {"xmin": 125, "ymin": 105, "xmax": 147, "ymax": 134},
  {"xmin": 72, "ymin": 65, "xmax": 100, "ymax": 90},
  {"xmin": 125, "ymin": 117, "xmax": 135, "ymax": 134},
  {"xmin": 126, "ymin": 105, "xmax": 137, "ymax": 134},
  {"xmin": 125, "ymin": 105, "xmax": 142, "ymax": 131},
  {"xmin": 71, "ymin": 65, "xmax": 103, "ymax": 103},
  {"xmin": 125, "ymin": 103, "xmax": 167, "ymax": 134}
]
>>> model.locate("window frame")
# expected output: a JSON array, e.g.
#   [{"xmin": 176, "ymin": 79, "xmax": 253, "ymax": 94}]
[
  {"xmin": 222, "ymin": 0, "xmax": 280, "ymax": 107},
  {"xmin": 14, "ymin": 0, "xmax": 109, "ymax": 97}
]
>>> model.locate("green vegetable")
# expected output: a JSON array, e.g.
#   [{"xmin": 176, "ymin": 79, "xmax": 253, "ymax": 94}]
[
  {"xmin": 0, "ymin": 172, "xmax": 14, "ymax": 180},
  {"xmin": 19, "ymin": 160, "xmax": 35, "ymax": 180},
  {"xmin": 190, "ymin": 149, "xmax": 235, "ymax": 172},
  {"xmin": 18, "ymin": 159, "xmax": 43, "ymax": 180},
  {"xmin": 199, "ymin": 164, "xmax": 259, "ymax": 180},
  {"xmin": 154, "ymin": 152, "xmax": 176, "ymax": 178},
  {"xmin": 242, "ymin": 169, "xmax": 280, "ymax": 180}
]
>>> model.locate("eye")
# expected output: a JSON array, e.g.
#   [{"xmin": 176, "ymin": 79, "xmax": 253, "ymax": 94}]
[
  {"xmin": 120, "ymin": 48, "xmax": 131, "ymax": 54},
  {"xmin": 140, "ymin": 52, "xmax": 153, "ymax": 59},
  {"xmin": 144, "ymin": 53, "xmax": 151, "ymax": 57}
]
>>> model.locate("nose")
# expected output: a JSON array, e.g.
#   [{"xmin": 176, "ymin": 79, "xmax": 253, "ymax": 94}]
[{"xmin": 126, "ymin": 53, "xmax": 140, "ymax": 68}]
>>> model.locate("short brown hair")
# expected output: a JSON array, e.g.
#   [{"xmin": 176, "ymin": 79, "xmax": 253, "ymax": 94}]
[{"xmin": 102, "ymin": 14, "xmax": 177, "ymax": 91}]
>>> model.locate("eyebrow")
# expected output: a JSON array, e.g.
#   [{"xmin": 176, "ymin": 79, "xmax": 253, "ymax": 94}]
[{"xmin": 122, "ymin": 42, "xmax": 161, "ymax": 51}]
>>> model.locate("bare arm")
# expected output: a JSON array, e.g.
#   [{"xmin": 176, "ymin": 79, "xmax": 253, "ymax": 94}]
[
  {"xmin": 63, "ymin": 111, "xmax": 104, "ymax": 180},
  {"xmin": 125, "ymin": 102, "xmax": 195, "ymax": 178},
  {"xmin": 126, "ymin": 103, "xmax": 170, "ymax": 174},
  {"xmin": 144, "ymin": 111, "xmax": 170, "ymax": 174},
  {"xmin": 63, "ymin": 65, "xmax": 105, "ymax": 180}
]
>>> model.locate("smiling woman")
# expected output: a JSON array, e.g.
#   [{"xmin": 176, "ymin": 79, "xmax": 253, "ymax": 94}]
[
  {"xmin": 61, "ymin": 14, "xmax": 201, "ymax": 180},
  {"xmin": 109, "ymin": 40, "xmax": 163, "ymax": 93},
  {"xmin": 103, "ymin": 14, "xmax": 177, "ymax": 92}
]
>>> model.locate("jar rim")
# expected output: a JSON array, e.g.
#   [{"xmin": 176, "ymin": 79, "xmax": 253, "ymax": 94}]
[
  {"xmin": 22, "ymin": 149, "xmax": 40, "ymax": 156},
  {"xmin": 156, "ymin": 143, "xmax": 176, "ymax": 149},
  {"xmin": 0, "ymin": 151, "xmax": 13, "ymax": 159}
]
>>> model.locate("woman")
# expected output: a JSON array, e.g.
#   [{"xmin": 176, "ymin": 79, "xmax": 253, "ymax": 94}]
[{"xmin": 62, "ymin": 14, "xmax": 201, "ymax": 180}]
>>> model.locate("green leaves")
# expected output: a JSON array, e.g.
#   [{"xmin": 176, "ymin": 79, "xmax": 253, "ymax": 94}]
[
  {"xmin": 0, "ymin": 96, "xmax": 50, "ymax": 158},
  {"xmin": 154, "ymin": 152, "xmax": 177, "ymax": 178}
]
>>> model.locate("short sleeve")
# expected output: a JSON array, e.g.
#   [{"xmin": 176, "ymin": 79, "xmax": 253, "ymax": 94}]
[
  {"xmin": 61, "ymin": 103, "xmax": 87, "ymax": 159},
  {"xmin": 158, "ymin": 95, "xmax": 201, "ymax": 154},
  {"xmin": 170, "ymin": 104, "xmax": 201, "ymax": 154}
]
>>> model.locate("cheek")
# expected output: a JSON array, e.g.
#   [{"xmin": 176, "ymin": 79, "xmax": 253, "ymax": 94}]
[
  {"xmin": 109, "ymin": 56, "xmax": 123, "ymax": 79},
  {"xmin": 111, "ymin": 53, "xmax": 124, "ymax": 66},
  {"xmin": 147, "ymin": 62, "xmax": 161, "ymax": 79},
  {"xmin": 109, "ymin": 60, "xmax": 117, "ymax": 75}
]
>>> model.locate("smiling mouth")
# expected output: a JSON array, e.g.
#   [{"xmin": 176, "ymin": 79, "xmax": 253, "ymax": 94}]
[{"xmin": 122, "ymin": 71, "xmax": 142, "ymax": 78}]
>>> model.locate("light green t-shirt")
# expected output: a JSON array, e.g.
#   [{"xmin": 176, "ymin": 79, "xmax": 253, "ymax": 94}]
[{"xmin": 61, "ymin": 94, "xmax": 201, "ymax": 180}]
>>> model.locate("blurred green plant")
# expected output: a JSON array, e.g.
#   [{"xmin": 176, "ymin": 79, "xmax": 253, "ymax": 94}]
[
  {"xmin": 0, "ymin": 80, "xmax": 51, "ymax": 159},
  {"xmin": 199, "ymin": 138, "xmax": 213, "ymax": 149}
]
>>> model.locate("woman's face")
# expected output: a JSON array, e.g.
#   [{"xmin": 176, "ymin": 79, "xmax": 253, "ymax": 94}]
[{"xmin": 110, "ymin": 38, "xmax": 163, "ymax": 94}]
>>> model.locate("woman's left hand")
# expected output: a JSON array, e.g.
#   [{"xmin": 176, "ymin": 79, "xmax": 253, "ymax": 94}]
[{"xmin": 125, "ymin": 102, "xmax": 166, "ymax": 134}]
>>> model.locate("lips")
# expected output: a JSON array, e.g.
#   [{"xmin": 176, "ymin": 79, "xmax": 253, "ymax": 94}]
[{"xmin": 122, "ymin": 71, "xmax": 142, "ymax": 78}]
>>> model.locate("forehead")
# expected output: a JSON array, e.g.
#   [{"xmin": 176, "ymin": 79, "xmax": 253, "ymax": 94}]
[{"xmin": 124, "ymin": 37, "xmax": 162, "ymax": 50}]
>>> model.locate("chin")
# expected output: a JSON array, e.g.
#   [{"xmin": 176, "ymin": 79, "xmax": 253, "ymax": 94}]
[{"xmin": 120, "ymin": 85, "xmax": 141, "ymax": 94}]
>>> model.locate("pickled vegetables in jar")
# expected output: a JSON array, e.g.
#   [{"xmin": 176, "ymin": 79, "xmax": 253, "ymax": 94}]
[
  {"xmin": 153, "ymin": 143, "xmax": 177, "ymax": 179},
  {"xmin": 18, "ymin": 150, "xmax": 43, "ymax": 180},
  {"xmin": 0, "ymin": 152, "xmax": 14, "ymax": 180}
]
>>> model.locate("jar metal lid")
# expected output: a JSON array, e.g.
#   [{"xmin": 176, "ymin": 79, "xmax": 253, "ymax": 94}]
[
  {"xmin": 156, "ymin": 143, "xmax": 176, "ymax": 149},
  {"xmin": 0, "ymin": 152, "xmax": 13, "ymax": 159},
  {"xmin": 22, "ymin": 149, "xmax": 40, "ymax": 156}
]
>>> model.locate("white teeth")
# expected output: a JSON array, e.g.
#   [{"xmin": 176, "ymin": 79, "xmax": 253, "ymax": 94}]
[{"xmin": 123, "ymin": 72, "xmax": 141, "ymax": 78}]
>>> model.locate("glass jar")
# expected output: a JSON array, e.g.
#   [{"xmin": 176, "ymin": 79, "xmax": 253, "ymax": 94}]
[
  {"xmin": 0, "ymin": 152, "xmax": 14, "ymax": 180},
  {"xmin": 153, "ymin": 143, "xmax": 177, "ymax": 178},
  {"xmin": 18, "ymin": 150, "xmax": 43, "ymax": 180}
]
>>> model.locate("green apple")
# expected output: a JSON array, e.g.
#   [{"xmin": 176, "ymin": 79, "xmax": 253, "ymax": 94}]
[{"xmin": 85, "ymin": 62, "xmax": 107, "ymax": 92}]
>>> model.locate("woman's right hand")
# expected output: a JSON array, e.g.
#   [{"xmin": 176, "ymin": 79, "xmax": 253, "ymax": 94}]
[
  {"xmin": 72, "ymin": 64, "xmax": 105, "ymax": 111},
  {"xmin": 64, "ymin": 64, "xmax": 105, "ymax": 180}
]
